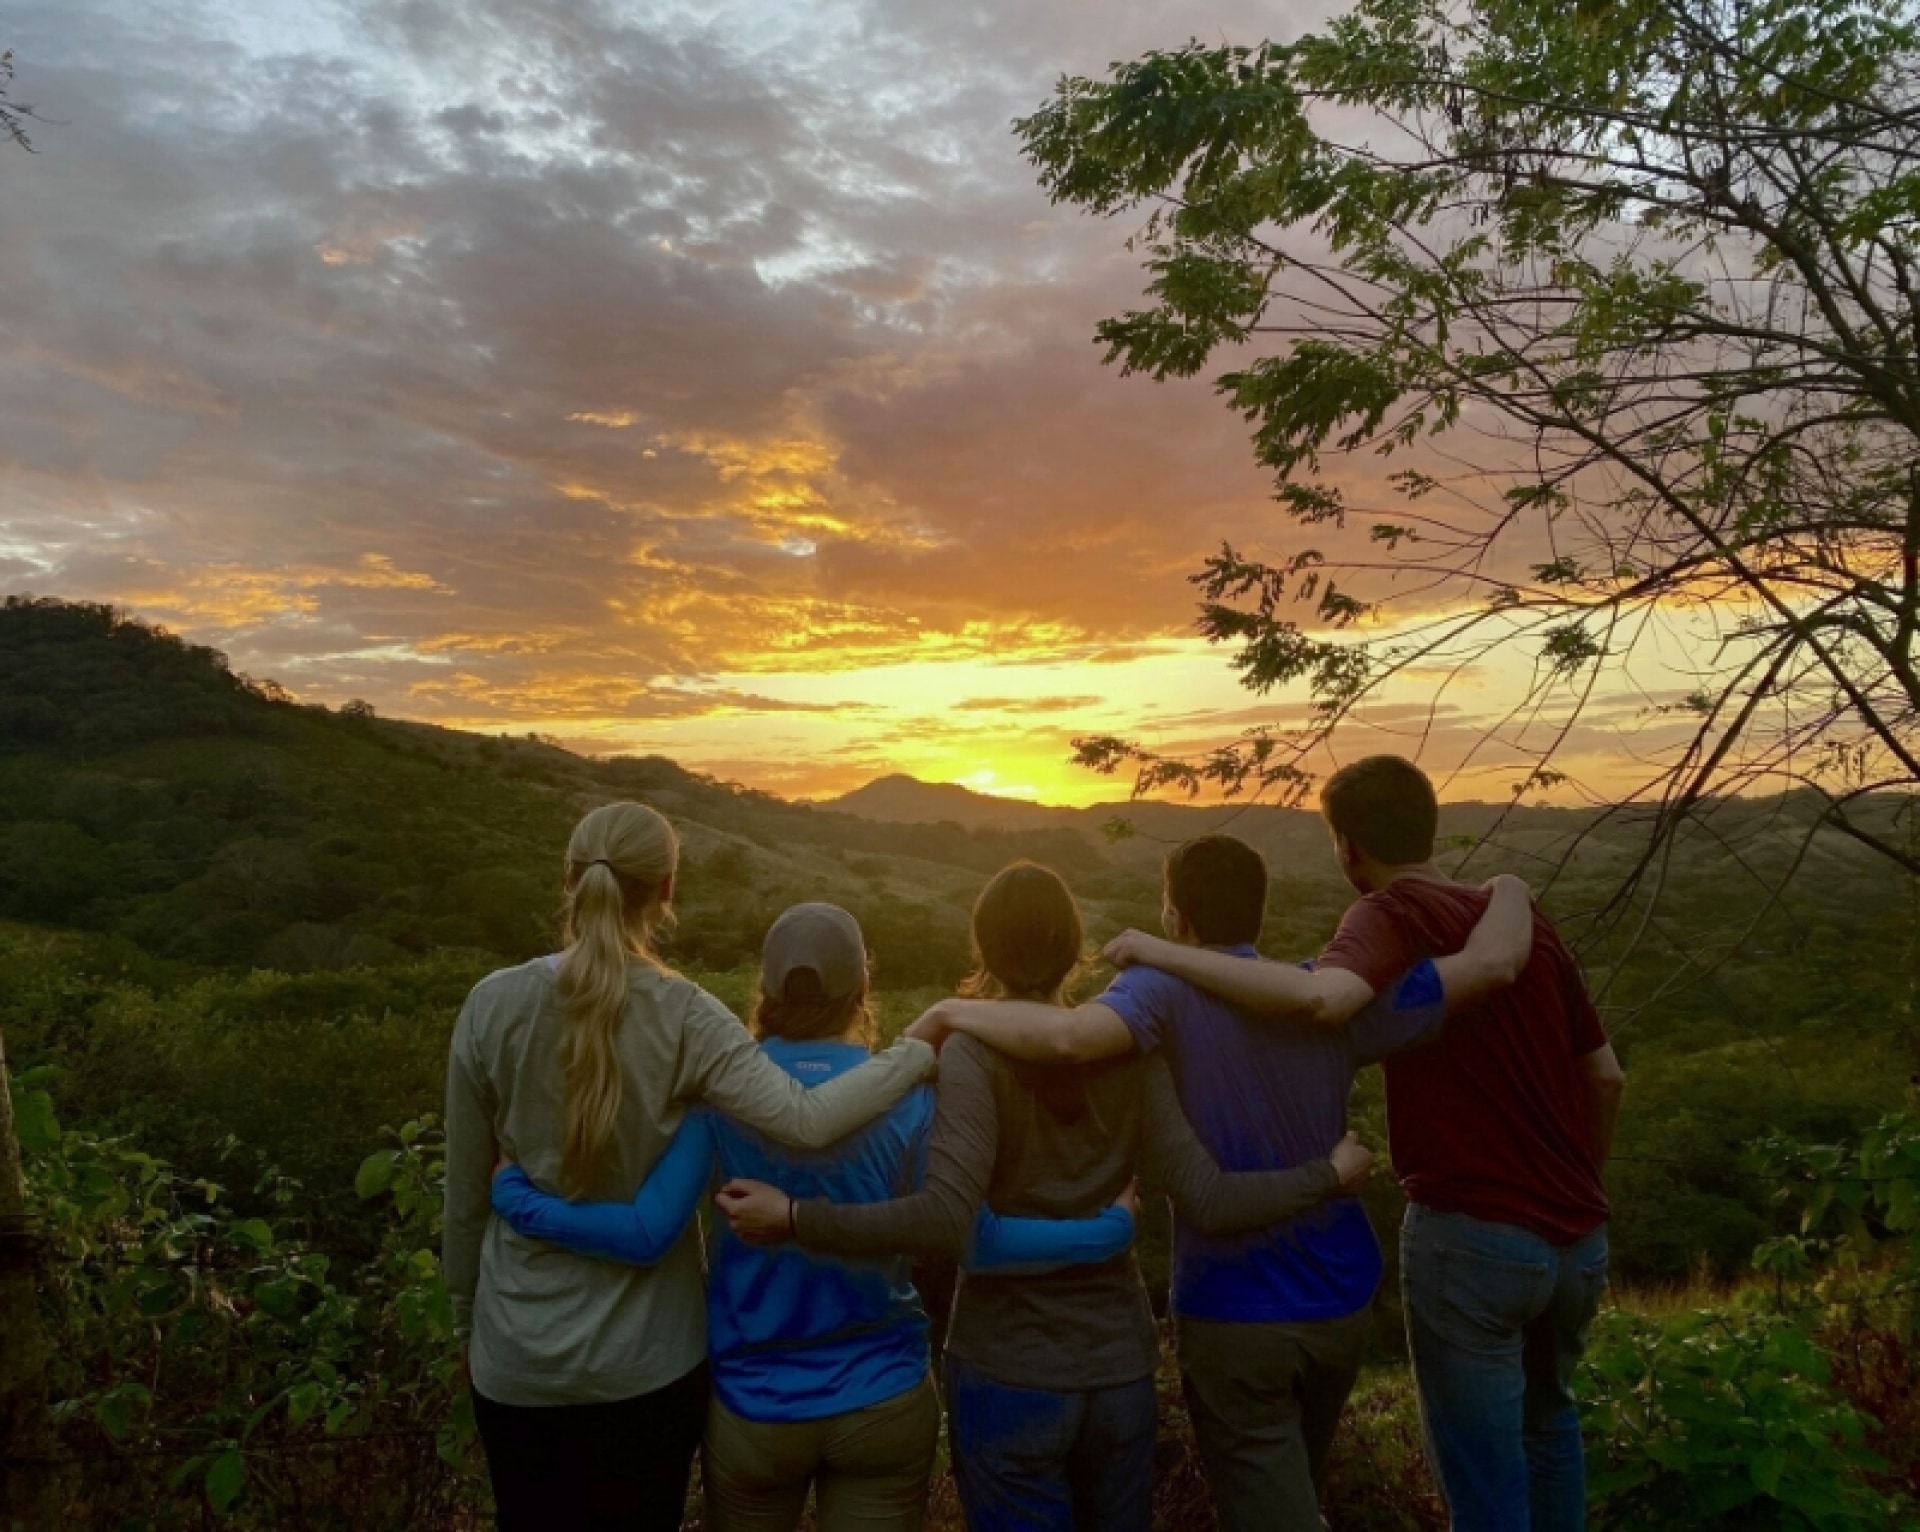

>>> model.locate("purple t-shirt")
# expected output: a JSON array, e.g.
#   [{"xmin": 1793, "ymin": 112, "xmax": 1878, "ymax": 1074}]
[{"xmin": 1100, "ymin": 949, "xmax": 1445, "ymax": 1322}]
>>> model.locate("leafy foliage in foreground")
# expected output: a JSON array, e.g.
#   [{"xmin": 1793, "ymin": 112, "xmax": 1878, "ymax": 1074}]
[
  {"xmin": 18, "ymin": 1070, "xmax": 475, "ymax": 1528},
  {"xmin": 17, "ymin": 1066, "xmax": 1917, "ymax": 1528},
  {"xmin": 1581, "ymin": 1114, "xmax": 1920, "ymax": 1529}
]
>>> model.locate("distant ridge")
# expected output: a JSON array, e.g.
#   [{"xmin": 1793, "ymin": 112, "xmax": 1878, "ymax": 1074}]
[
  {"xmin": 823, "ymin": 774, "xmax": 1075, "ymax": 831},
  {"xmin": 823, "ymin": 772, "xmax": 1344, "ymax": 867}
]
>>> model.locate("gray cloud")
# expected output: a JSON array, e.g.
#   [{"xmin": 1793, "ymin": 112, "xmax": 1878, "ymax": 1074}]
[{"xmin": 0, "ymin": 0, "xmax": 1438, "ymax": 741}]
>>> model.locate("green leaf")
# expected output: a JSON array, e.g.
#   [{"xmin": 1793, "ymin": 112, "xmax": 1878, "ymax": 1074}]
[
  {"xmin": 253, "ymin": 1279, "xmax": 300, "ymax": 1321},
  {"xmin": 205, "ymin": 1449, "xmax": 245, "ymax": 1516},
  {"xmin": 1749, "ymin": 1446, "xmax": 1788, "ymax": 1497},
  {"xmin": 92, "ymin": 1382, "xmax": 150, "ymax": 1443},
  {"xmin": 286, "ymin": 1381, "xmax": 323, "ymax": 1428},
  {"xmin": 355, "ymin": 1151, "xmax": 397, "ymax": 1200},
  {"xmin": 230, "ymin": 1218, "xmax": 274, "ymax": 1254},
  {"xmin": 12, "ymin": 1087, "xmax": 60, "ymax": 1154}
]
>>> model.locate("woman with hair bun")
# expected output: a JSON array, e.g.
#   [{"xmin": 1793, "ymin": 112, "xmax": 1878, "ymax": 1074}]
[
  {"xmin": 717, "ymin": 862, "xmax": 1375, "ymax": 1532},
  {"xmin": 442, "ymin": 802, "xmax": 937, "ymax": 1532}
]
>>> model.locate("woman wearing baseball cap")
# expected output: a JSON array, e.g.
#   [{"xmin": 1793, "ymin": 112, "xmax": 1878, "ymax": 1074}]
[{"xmin": 488, "ymin": 896, "xmax": 1136, "ymax": 1531}]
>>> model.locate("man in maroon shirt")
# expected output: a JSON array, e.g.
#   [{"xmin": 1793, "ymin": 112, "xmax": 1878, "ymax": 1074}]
[{"xmin": 1312, "ymin": 755, "xmax": 1624, "ymax": 1531}]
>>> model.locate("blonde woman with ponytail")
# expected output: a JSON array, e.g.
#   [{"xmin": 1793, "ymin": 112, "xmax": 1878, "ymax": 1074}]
[{"xmin": 443, "ymin": 803, "xmax": 937, "ymax": 1532}]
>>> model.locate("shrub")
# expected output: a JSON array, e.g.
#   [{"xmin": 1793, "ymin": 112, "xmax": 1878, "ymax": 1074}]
[
  {"xmin": 1583, "ymin": 1304, "xmax": 1891, "ymax": 1529},
  {"xmin": 19, "ymin": 1078, "xmax": 482, "ymax": 1528}
]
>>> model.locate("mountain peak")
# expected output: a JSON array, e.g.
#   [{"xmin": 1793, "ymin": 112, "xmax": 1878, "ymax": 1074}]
[{"xmin": 826, "ymin": 774, "xmax": 1068, "ymax": 829}]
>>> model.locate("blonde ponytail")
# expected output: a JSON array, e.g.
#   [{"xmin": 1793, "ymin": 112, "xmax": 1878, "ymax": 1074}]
[{"xmin": 555, "ymin": 802, "xmax": 678, "ymax": 1194}]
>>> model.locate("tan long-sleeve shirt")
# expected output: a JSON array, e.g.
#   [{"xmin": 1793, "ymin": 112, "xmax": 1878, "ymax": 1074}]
[{"xmin": 443, "ymin": 956, "xmax": 935, "ymax": 1406}]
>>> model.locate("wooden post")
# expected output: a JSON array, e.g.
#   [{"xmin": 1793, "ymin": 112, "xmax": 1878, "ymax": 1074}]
[{"xmin": 0, "ymin": 1022, "xmax": 62, "ymax": 1531}]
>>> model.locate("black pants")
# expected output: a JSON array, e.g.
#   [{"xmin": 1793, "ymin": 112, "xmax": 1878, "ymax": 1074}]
[{"xmin": 474, "ymin": 1362, "xmax": 710, "ymax": 1532}]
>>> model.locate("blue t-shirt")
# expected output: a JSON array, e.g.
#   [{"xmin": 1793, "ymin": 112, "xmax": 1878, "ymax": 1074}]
[
  {"xmin": 1100, "ymin": 951, "xmax": 1446, "ymax": 1323},
  {"xmin": 491, "ymin": 1037, "xmax": 1135, "ymax": 1421}
]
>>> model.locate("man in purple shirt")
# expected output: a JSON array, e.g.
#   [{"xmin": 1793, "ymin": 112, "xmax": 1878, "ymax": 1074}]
[{"xmin": 917, "ymin": 836, "xmax": 1533, "ymax": 1530}]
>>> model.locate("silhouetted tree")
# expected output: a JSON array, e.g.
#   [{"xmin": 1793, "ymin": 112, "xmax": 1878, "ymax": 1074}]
[{"xmin": 1021, "ymin": 0, "xmax": 1920, "ymax": 910}]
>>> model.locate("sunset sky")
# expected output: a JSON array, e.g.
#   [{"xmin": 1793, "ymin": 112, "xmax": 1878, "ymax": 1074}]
[{"xmin": 1, "ymin": 0, "xmax": 1703, "ymax": 805}]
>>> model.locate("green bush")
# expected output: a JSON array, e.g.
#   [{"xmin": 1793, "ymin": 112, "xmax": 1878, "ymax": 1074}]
[
  {"xmin": 1583, "ymin": 1304, "xmax": 1891, "ymax": 1529},
  {"xmin": 1583, "ymin": 1113, "xmax": 1920, "ymax": 1530},
  {"xmin": 20, "ymin": 1076, "xmax": 482, "ymax": 1528}
]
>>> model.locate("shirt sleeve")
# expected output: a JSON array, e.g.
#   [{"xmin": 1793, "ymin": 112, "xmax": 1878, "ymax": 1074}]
[
  {"xmin": 489, "ymin": 1113, "xmax": 716, "ymax": 1265},
  {"xmin": 1347, "ymin": 959, "xmax": 1449, "ymax": 1065},
  {"xmin": 677, "ymin": 990, "xmax": 936, "ymax": 1150},
  {"xmin": 795, "ymin": 1036, "xmax": 999, "ymax": 1259},
  {"xmin": 1139, "ymin": 1055, "xmax": 1338, "ymax": 1235},
  {"xmin": 964, "ymin": 1205, "xmax": 1136, "ymax": 1277},
  {"xmin": 1095, "ymin": 968, "xmax": 1174, "ymax": 1055},
  {"xmin": 1316, "ymin": 894, "xmax": 1421, "ymax": 994},
  {"xmin": 441, "ymin": 994, "xmax": 495, "ymax": 1345}
]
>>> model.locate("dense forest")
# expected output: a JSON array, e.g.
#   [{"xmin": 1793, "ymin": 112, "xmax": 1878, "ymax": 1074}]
[{"xmin": 4, "ymin": 598, "xmax": 1917, "ymax": 1528}]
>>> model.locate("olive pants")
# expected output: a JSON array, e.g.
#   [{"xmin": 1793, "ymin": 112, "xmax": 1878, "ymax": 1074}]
[
  {"xmin": 1175, "ymin": 1309, "xmax": 1375, "ymax": 1532},
  {"xmin": 702, "ymin": 1373, "xmax": 942, "ymax": 1532}
]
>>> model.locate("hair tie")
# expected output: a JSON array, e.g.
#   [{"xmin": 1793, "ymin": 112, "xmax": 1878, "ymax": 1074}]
[{"xmin": 589, "ymin": 858, "xmax": 612, "ymax": 870}]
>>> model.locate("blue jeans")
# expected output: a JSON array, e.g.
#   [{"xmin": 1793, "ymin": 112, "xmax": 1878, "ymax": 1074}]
[
  {"xmin": 943, "ymin": 1354, "xmax": 1155, "ymax": 1532},
  {"xmin": 1400, "ymin": 1206, "xmax": 1609, "ymax": 1532}
]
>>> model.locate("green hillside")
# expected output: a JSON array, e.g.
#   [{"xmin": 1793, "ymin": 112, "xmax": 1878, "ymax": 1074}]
[
  {"xmin": 3, "ymin": 595, "xmax": 1915, "ymax": 1282},
  {"xmin": 4, "ymin": 598, "xmax": 1917, "ymax": 1528}
]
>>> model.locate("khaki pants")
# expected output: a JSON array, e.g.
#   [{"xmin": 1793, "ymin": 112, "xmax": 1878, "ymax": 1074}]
[
  {"xmin": 702, "ymin": 1373, "xmax": 942, "ymax": 1532},
  {"xmin": 1176, "ymin": 1309, "xmax": 1374, "ymax": 1532}
]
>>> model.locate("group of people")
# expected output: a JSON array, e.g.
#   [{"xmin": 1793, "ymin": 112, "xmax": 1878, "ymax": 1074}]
[{"xmin": 442, "ymin": 753, "xmax": 1626, "ymax": 1532}]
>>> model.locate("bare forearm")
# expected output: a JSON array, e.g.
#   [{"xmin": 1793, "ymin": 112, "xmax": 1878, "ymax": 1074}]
[
  {"xmin": 941, "ymin": 999, "xmax": 1132, "ymax": 1063},
  {"xmin": 941, "ymin": 999, "xmax": 1081, "ymax": 1062},
  {"xmin": 1132, "ymin": 942, "xmax": 1327, "ymax": 1022},
  {"xmin": 1431, "ymin": 876, "xmax": 1536, "ymax": 1014}
]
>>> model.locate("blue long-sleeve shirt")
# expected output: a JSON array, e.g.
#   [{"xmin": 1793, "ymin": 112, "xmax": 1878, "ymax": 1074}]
[{"xmin": 491, "ymin": 1037, "xmax": 1134, "ymax": 1422}]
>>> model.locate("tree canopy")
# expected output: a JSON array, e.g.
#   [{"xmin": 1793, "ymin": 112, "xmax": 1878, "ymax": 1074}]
[{"xmin": 1020, "ymin": 0, "xmax": 1920, "ymax": 900}]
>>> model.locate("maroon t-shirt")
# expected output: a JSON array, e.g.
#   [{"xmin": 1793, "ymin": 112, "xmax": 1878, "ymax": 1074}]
[{"xmin": 1318, "ymin": 878, "xmax": 1610, "ymax": 1244}]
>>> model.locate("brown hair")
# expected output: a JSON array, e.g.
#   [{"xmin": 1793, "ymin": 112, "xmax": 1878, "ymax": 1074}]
[
  {"xmin": 556, "ymin": 802, "xmax": 678, "ymax": 1194},
  {"xmin": 1319, "ymin": 755, "xmax": 1439, "ymax": 866},
  {"xmin": 962, "ymin": 861, "xmax": 1085, "ymax": 1003},
  {"xmin": 964, "ymin": 862, "xmax": 1093, "ymax": 1123},
  {"xmin": 1164, "ymin": 835, "xmax": 1268, "ymax": 946},
  {"xmin": 752, "ymin": 968, "xmax": 874, "ymax": 1048}
]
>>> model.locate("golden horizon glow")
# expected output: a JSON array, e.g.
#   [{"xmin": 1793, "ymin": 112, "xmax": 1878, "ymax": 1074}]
[{"xmin": 0, "ymin": 0, "xmax": 1730, "ymax": 814}]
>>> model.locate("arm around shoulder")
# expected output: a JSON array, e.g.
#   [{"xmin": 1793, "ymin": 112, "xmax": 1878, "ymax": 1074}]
[
  {"xmin": 1429, "ymin": 875, "xmax": 1536, "ymax": 1015},
  {"xmin": 681, "ymin": 990, "xmax": 934, "ymax": 1150},
  {"xmin": 937, "ymin": 998, "xmax": 1133, "ymax": 1064},
  {"xmin": 784, "ymin": 1035, "xmax": 999, "ymax": 1258}
]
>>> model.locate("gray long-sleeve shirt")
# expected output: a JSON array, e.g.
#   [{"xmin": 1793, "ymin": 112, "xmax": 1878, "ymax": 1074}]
[
  {"xmin": 795, "ymin": 1034, "xmax": 1339, "ymax": 1390},
  {"xmin": 443, "ymin": 957, "xmax": 935, "ymax": 1406}
]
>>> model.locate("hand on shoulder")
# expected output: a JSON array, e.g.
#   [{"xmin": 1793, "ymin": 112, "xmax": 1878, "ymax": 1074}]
[
  {"xmin": 904, "ymin": 1001, "xmax": 956, "ymax": 1050},
  {"xmin": 1102, "ymin": 928, "xmax": 1172, "ymax": 970}
]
